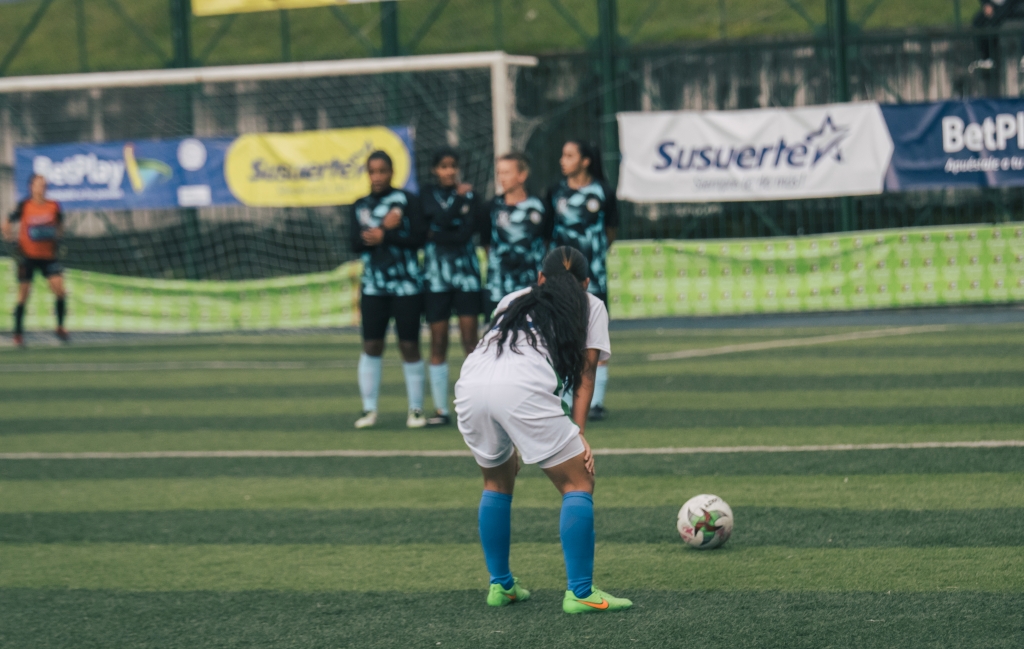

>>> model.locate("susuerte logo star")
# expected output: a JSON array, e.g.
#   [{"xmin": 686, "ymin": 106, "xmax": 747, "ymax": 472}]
[{"xmin": 806, "ymin": 116, "xmax": 850, "ymax": 166}]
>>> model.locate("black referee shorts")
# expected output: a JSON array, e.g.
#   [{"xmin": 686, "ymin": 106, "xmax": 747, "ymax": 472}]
[
  {"xmin": 424, "ymin": 290, "xmax": 482, "ymax": 324},
  {"xmin": 360, "ymin": 293, "xmax": 423, "ymax": 342},
  {"xmin": 17, "ymin": 258, "xmax": 62, "ymax": 282}
]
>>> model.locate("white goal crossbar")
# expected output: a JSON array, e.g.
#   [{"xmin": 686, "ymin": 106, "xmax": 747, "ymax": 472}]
[{"xmin": 0, "ymin": 50, "xmax": 538, "ymax": 161}]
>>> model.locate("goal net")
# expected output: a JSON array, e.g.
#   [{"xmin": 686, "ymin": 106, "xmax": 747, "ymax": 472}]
[{"xmin": 0, "ymin": 52, "xmax": 536, "ymax": 283}]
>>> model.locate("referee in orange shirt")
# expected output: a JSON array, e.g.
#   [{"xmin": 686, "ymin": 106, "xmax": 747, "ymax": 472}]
[{"xmin": 2, "ymin": 174, "xmax": 68, "ymax": 347}]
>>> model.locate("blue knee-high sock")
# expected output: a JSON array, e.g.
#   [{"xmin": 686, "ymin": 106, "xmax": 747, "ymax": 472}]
[
  {"xmin": 592, "ymin": 365, "xmax": 609, "ymax": 407},
  {"xmin": 560, "ymin": 491, "xmax": 595, "ymax": 598},
  {"xmin": 403, "ymin": 360, "xmax": 425, "ymax": 411},
  {"xmin": 358, "ymin": 353, "xmax": 382, "ymax": 412},
  {"xmin": 429, "ymin": 363, "xmax": 449, "ymax": 415},
  {"xmin": 478, "ymin": 490, "xmax": 514, "ymax": 589}
]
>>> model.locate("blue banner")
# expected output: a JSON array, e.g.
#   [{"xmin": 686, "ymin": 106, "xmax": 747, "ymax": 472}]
[
  {"xmin": 882, "ymin": 99, "xmax": 1024, "ymax": 191},
  {"xmin": 16, "ymin": 138, "xmax": 236, "ymax": 211},
  {"xmin": 15, "ymin": 126, "xmax": 417, "ymax": 211}
]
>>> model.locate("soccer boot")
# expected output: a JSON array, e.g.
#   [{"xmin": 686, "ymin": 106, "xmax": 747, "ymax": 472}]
[
  {"xmin": 406, "ymin": 409, "xmax": 427, "ymax": 428},
  {"xmin": 486, "ymin": 578, "xmax": 531, "ymax": 607},
  {"xmin": 12, "ymin": 334, "xmax": 24, "ymax": 349},
  {"xmin": 354, "ymin": 411, "xmax": 378, "ymax": 429},
  {"xmin": 562, "ymin": 587, "xmax": 632, "ymax": 614},
  {"xmin": 425, "ymin": 411, "xmax": 451, "ymax": 427},
  {"xmin": 588, "ymin": 405, "xmax": 607, "ymax": 421},
  {"xmin": 56, "ymin": 327, "xmax": 69, "ymax": 343}
]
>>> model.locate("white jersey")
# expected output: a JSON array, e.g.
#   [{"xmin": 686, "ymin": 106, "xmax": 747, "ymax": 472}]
[
  {"xmin": 492, "ymin": 287, "xmax": 611, "ymax": 361},
  {"xmin": 454, "ymin": 286, "xmax": 609, "ymax": 468}
]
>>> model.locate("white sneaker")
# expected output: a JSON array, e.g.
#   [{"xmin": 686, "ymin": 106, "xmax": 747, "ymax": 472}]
[
  {"xmin": 406, "ymin": 409, "xmax": 427, "ymax": 428},
  {"xmin": 354, "ymin": 411, "xmax": 378, "ymax": 429},
  {"xmin": 969, "ymin": 58, "xmax": 994, "ymax": 73}
]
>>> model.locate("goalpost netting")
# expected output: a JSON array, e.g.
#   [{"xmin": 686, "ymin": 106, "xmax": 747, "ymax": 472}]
[{"xmin": 0, "ymin": 52, "xmax": 537, "ymax": 282}]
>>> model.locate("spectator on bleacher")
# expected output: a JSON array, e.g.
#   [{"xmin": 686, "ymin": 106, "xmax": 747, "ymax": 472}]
[
  {"xmin": 2, "ymin": 174, "xmax": 68, "ymax": 348},
  {"xmin": 970, "ymin": 0, "xmax": 1024, "ymax": 72}
]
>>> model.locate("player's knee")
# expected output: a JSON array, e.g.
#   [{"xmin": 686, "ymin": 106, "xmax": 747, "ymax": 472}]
[
  {"xmin": 398, "ymin": 340, "xmax": 421, "ymax": 362},
  {"xmin": 363, "ymin": 340, "xmax": 385, "ymax": 357}
]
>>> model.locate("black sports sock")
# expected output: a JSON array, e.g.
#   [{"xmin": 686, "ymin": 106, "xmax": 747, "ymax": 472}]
[
  {"xmin": 55, "ymin": 298, "xmax": 66, "ymax": 328},
  {"xmin": 14, "ymin": 304, "xmax": 25, "ymax": 335}
]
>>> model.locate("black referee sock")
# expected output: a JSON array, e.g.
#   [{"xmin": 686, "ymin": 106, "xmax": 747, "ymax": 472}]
[
  {"xmin": 14, "ymin": 304, "xmax": 25, "ymax": 335},
  {"xmin": 55, "ymin": 298, "xmax": 66, "ymax": 328}
]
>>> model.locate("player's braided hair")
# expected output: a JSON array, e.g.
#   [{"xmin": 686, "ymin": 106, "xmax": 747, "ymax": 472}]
[{"xmin": 490, "ymin": 246, "xmax": 590, "ymax": 392}]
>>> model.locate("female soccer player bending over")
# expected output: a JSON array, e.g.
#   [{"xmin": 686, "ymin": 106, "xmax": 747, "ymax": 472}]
[{"xmin": 454, "ymin": 246, "xmax": 631, "ymax": 614}]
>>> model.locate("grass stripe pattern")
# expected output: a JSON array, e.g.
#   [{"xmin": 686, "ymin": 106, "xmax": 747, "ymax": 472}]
[{"xmin": 0, "ymin": 324, "xmax": 1021, "ymax": 648}]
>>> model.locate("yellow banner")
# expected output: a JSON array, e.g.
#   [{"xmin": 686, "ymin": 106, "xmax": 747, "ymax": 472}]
[
  {"xmin": 224, "ymin": 126, "xmax": 413, "ymax": 208},
  {"xmin": 193, "ymin": 0, "xmax": 388, "ymax": 17}
]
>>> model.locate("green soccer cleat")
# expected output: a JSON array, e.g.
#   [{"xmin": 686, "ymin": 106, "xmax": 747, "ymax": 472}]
[
  {"xmin": 486, "ymin": 578, "xmax": 531, "ymax": 607},
  {"xmin": 562, "ymin": 587, "xmax": 632, "ymax": 614}
]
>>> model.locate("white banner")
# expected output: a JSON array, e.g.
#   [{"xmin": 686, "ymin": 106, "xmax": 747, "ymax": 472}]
[{"xmin": 617, "ymin": 102, "xmax": 894, "ymax": 203}]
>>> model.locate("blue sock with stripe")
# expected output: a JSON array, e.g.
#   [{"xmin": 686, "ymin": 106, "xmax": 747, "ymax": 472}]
[
  {"xmin": 357, "ymin": 353, "xmax": 382, "ymax": 412},
  {"xmin": 478, "ymin": 490, "xmax": 515, "ymax": 589},
  {"xmin": 592, "ymin": 365, "xmax": 609, "ymax": 407},
  {"xmin": 560, "ymin": 491, "xmax": 595, "ymax": 598},
  {"xmin": 402, "ymin": 360, "xmax": 425, "ymax": 411},
  {"xmin": 429, "ymin": 362, "xmax": 449, "ymax": 415}
]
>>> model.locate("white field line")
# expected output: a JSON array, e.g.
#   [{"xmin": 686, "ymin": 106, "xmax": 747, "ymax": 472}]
[
  {"xmin": 1, "ymin": 440, "xmax": 1021, "ymax": 461},
  {"xmin": 0, "ymin": 360, "xmax": 358, "ymax": 373},
  {"xmin": 648, "ymin": 325, "xmax": 949, "ymax": 361}
]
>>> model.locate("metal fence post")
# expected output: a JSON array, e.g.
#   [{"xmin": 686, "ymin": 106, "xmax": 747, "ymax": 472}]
[
  {"xmin": 597, "ymin": 0, "xmax": 620, "ymax": 186},
  {"xmin": 169, "ymin": 0, "xmax": 200, "ymax": 280},
  {"xmin": 828, "ymin": 0, "xmax": 853, "ymax": 232},
  {"xmin": 381, "ymin": 1, "xmax": 400, "ymax": 57}
]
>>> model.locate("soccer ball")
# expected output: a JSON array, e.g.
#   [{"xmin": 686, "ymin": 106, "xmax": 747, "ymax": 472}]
[{"xmin": 677, "ymin": 494, "xmax": 733, "ymax": 549}]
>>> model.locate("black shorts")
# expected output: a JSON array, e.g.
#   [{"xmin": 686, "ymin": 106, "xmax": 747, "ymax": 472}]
[
  {"xmin": 17, "ymin": 258, "xmax": 62, "ymax": 282},
  {"xmin": 424, "ymin": 290, "xmax": 482, "ymax": 324},
  {"xmin": 361, "ymin": 293, "xmax": 423, "ymax": 342}
]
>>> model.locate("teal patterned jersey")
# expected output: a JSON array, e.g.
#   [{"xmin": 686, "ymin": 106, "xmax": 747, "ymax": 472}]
[
  {"xmin": 421, "ymin": 184, "xmax": 482, "ymax": 293},
  {"xmin": 547, "ymin": 179, "xmax": 619, "ymax": 297},
  {"xmin": 482, "ymin": 195, "xmax": 550, "ymax": 305},
  {"xmin": 350, "ymin": 189, "xmax": 426, "ymax": 296}
]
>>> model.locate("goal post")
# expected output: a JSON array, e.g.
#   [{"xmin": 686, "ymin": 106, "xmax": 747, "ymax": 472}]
[
  {"xmin": 0, "ymin": 51, "xmax": 538, "ymax": 332},
  {"xmin": 0, "ymin": 51, "xmax": 538, "ymax": 283},
  {"xmin": 0, "ymin": 51, "xmax": 536, "ymax": 164}
]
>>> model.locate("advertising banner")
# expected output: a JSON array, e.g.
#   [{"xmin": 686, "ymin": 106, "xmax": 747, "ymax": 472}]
[
  {"xmin": 192, "ymin": 0, "xmax": 404, "ymax": 17},
  {"xmin": 881, "ymin": 99, "xmax": 1024, "ymax": 191},
  {"xmin": 617, "ymin": 103, "xmax": 895, "ymax": 203},
  {"xmin": 607, "ymin": 223, "xmax": 1024, "ymax": 319},
  {"xmin": 15, "ymin": 126, "xmax": 416, "ymax": 211}
]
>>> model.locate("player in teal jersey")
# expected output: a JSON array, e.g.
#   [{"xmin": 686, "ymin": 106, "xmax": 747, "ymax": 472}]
[
  {"xmin": 350, "ymin": 151, "xmax": 428, "ymax": 430},
  {"xmin": 547, "ymin": 141, "xmax": 618, "ymax": 421},
  {"xmin": 420, "ymin": 148, "xmax": 484, "ymax": 426},
  {"xmin": 481, "ymin": 153, "xmax": 551, "ymax": 316}
]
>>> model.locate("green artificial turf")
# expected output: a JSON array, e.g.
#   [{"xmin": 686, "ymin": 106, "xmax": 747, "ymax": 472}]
[
  {"xmin": 0, "ymin": 324, "xmax": 1021, "ymax": 648},
  {"xmin": 4, "ymin": 473, "xmax": 1023, "ymax": 513},
  {"xmin": 3, "ymin": 543, "xmax": 1022, "ymax": 592},
  {"xmin": 0, "ymin": 590, "xmax": 1019, "ymax": 649}
]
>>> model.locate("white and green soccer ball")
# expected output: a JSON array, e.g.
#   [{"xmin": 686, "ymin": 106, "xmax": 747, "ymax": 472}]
[{"xmin": 677, "ymin": 494, "xmax": 733, "ymax": 549}]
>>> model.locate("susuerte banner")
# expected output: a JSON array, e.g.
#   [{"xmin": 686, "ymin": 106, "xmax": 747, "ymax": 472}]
[
  {"xmin": 617, "ymin": 103, "xmax": 895, "ymax": 203},
  {"xmin": 14, "ymin": 126, "xmax": 416, "ymax": 211},
  {"xmin": 618, "ymin": 99, "xmax": 1024, "ymax": 203}
]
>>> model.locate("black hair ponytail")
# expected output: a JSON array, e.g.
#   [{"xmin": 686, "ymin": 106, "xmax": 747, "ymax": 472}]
[
  {"xmin": 490, "ymin": 247, "xmax": 590, "ymax": 391},
  {"xmin": 566, "ymin": 140, "xmax": 605, "ymax": 183}
]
